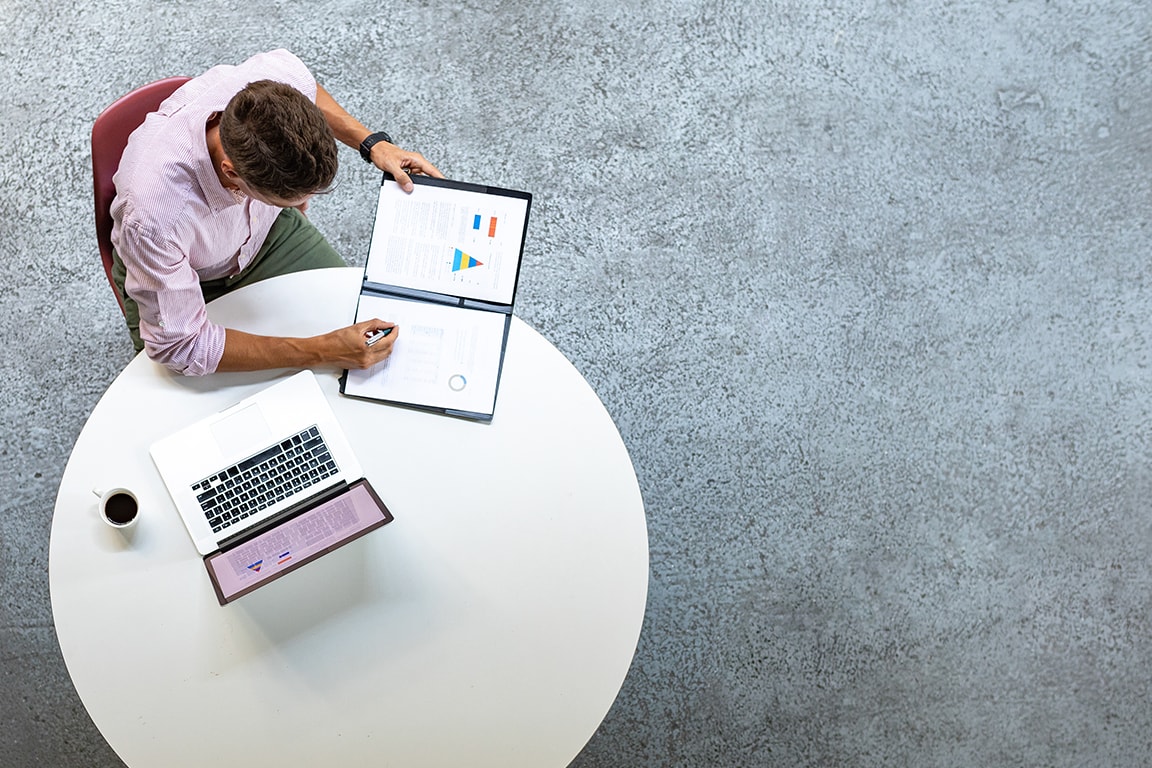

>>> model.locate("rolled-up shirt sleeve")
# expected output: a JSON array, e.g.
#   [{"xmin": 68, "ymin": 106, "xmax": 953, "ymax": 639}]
[{"xmin": 119, "ymin": 220, "xmax": 226, "ymax": 376}]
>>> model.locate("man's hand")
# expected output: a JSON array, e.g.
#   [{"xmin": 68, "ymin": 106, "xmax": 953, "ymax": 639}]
[
  {"xmin": 320, "ymin": 319, "xmax": 399, "ymax": 369},
  {"xmin": 368, "ymin": 140, "xmax": 443, "ymax": 192},
  {"xmin": 217, "ymin": 320, "xmax": 398, "ymax": 372},
  {"xmin": 313, "ymin": 83, "xmax": 444, "ymax": 192}
]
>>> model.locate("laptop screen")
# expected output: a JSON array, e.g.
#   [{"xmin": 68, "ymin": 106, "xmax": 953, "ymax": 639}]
[{"xmin": 204, "ymin": 479, "xmax": 393, "ymax": 604}]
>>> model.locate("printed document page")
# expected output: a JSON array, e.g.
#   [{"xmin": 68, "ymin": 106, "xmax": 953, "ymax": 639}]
[
  {"xmin": 364, "ymin": 178, "xmax": 529, "ymax": 305},
  {"xmin": 345, "ymin": 294, "xmax": 508, "ymax": 415}
]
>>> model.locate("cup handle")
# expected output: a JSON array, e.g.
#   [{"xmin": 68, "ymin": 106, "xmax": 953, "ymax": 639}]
[{"xmin": 92, "ymin": 488, "xmax": 104, "ymax": 498}]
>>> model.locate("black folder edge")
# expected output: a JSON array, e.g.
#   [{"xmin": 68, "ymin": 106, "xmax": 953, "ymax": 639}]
[{"xmin": 338, "ymin": 174, "xmax": 532, "ymax": 423}]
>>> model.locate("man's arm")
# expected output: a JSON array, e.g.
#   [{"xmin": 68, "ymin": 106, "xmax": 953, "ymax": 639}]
[
  {"xmin": 217, "ymin": 319, "xmax": 398, "ymax": 372},
  {"xmin": 315, "ymin": 84, "xmax": 443, "ymax": 192}
]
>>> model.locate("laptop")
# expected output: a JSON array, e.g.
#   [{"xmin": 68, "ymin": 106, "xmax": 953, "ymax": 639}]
[{"xmin": 150, "ymin": 370, "xmax": 393, "ymax": 603}]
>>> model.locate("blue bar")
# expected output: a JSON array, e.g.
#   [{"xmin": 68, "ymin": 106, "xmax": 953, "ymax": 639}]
[{"xmin": 473, "ymin": 214, "xmax": 481, "ymax": 230}]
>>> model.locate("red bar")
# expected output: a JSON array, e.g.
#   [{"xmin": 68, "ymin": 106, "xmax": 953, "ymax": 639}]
[{"xmin": 488, "ymin": 217, "xmax": 498, "ymax": 237}]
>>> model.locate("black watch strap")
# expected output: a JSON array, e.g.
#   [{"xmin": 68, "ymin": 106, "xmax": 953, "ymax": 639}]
[{"xmin": 359, "ymin": 131, "xmax": 393, "ymax": 163}]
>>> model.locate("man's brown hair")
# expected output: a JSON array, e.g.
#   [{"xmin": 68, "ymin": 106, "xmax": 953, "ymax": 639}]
[{"xmin": 219, "ymin": 80, "xmax": 338, "ymax": 200}]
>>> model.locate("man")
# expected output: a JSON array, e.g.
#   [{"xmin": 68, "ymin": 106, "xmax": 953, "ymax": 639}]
[{"xmin": 110, "ymin": 49, "xmax": 443, "ymax": 375}]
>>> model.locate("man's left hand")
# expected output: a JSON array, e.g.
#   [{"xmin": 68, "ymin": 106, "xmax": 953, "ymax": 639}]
[{"xmin": 370, "ymin": 142, "xmax": 444, "ymax": 192}]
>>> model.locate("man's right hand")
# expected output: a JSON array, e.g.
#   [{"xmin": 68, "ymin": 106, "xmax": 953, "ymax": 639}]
[{"xmin": 323, "ymin": 319, "xmax": 399, "ymax": 369}]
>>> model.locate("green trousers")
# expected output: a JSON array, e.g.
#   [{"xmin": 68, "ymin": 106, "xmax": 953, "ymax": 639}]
[{"xmin": 111, "ymin": 208, "xmax": 345, "ymax": 353}]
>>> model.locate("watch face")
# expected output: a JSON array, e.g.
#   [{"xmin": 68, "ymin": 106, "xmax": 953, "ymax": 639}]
[{"xmin": 360, "ymin": 132, "xmax": 392, "ymax": 162}]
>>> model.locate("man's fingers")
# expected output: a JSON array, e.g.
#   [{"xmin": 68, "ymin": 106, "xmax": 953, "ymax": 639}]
[{"xmin": 391, "ymin": 165, "xmax": 414, "ymax": 192}]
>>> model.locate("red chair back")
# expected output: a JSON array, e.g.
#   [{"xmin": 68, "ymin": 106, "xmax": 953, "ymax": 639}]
[{"xmin": 92, "ymin": 76, "xmax": 190, "ymax": 314}]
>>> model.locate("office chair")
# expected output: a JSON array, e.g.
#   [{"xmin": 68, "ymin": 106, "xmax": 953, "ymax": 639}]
[{"xmin": 91, "ymin": 76, "xmax": 190, "ymax": 315}]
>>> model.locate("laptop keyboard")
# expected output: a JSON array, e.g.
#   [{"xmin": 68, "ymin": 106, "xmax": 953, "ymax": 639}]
[{"xmin": 191, "ymin": 426, "xmax": 338, "ymax": 534}]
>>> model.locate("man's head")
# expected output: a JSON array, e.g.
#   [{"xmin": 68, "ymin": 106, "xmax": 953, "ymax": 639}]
[{"xmin": 219, "ymin": 80, "xmax": 338, "ymax": 204}]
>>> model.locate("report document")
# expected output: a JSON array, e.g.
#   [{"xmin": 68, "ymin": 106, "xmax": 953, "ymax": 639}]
[{"xmin": 340, "ymin": 174, "xmax": 532, "ymax": 421}]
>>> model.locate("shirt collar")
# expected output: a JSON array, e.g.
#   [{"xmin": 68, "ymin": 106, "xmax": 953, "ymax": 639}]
[{"xmin": 193, "ymin": 110, "xmax": 243, "ymax": 213}]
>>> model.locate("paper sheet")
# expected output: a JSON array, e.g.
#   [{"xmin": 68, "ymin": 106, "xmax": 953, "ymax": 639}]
[
  {"xmin": 345, "ymin": 294, "xmax": 508, "ymax": 415},
  {"xmin": 364, "ymin": 179, "xmax": 529, "ymax": 305}
]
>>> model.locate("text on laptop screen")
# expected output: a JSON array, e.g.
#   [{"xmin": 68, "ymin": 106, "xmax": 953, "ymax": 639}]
[{"xmin": 203, "ymin": 479, "xmax": 392, "ymax": 604}]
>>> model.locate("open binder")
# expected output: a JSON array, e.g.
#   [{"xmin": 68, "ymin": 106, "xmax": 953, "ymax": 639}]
[{"xmin": 340, "ymin": 174, "xmax": 532, "ymax": 421}]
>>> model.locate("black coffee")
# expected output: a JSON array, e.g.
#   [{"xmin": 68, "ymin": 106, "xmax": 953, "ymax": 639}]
[{"xmin": 104, "ymin": 493, "xmax": 138, "ymax": 525}]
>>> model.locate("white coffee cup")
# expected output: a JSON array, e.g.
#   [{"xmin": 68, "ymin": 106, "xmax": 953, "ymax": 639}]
[{"xmin": 92, "ymin": 487, "xmax": 140, "ymax": 529}]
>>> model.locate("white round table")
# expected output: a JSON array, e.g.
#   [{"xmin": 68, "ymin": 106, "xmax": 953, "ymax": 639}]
[{"xmin": 50, "ymin": 268, "xmax": 648, "ymax": 768}]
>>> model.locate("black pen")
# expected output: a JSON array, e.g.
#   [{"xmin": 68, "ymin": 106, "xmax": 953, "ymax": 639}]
[{"xmin": 365, "ymin": 327, "xmax": 394, "ymax": 347}]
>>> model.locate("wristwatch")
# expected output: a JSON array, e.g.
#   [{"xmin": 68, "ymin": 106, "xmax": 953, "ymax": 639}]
[{"xmin": 359, "ymin": 131, "xmax": 393, "ymax": 163}]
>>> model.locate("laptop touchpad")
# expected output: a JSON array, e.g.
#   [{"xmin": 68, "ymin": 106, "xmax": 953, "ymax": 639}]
[{"xmin": 210, "ymin": 403, "xmax": 273, "ymax": 463}]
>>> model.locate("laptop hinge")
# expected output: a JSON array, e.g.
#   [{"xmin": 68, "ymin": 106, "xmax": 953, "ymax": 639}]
[{"xmin": 214, "ymin": 481, "xmax": 350, "ymax": 554}]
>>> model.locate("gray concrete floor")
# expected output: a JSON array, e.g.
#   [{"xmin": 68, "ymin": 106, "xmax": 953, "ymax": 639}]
[{"xmin": 2, "ymin": 1, "xmax": 1151, "ymax": 766}]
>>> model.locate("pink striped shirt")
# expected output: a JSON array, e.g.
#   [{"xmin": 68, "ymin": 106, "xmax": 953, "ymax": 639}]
[{"xmin": 111, "ymin": 49, "xmax": 317, "ymax": 375}]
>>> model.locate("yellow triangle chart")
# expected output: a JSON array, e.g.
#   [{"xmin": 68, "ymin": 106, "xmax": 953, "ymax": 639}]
[{"xmin": 453, "ymin": 248, "xmax": 483, "ymax": 272}]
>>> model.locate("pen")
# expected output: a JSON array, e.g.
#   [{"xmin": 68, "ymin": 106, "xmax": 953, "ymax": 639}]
[{"xmin": 365, "ymin": 327, "xmax": 394, "ymax": 347}]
